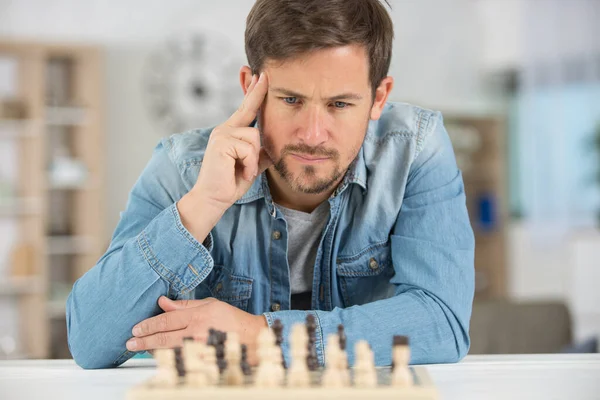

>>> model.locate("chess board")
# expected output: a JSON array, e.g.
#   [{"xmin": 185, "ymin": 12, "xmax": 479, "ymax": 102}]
[{"xmin": 127, "ymin": 367, "xmax": 438, "ymax": 400}]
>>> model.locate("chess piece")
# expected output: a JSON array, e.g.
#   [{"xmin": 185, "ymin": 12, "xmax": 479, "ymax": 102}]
[
  {"xmin": 287, "ymin": 323, "xmax": 310, "ymax": 387},
  {"xmin": 322, "ymin": 334, "xmax": 347, "ymax": 387},
  {"xmin": 223, "ymin": 332, "xmax": 245, "ymax": 386},
  {"xmin": 336, "ymin": 329, "xmax": 350, "ymax": 385},
  {"xmin": 272, "ymin": 319, "xmax": 286, "ymax": 368},
  {"xmin": 240, "ymin": 344, "xmax": 252, "ymax": 376},
  {"xmin": 305, "ymin": 314, "xmax": 319, "ymax": 370},
  {"xmin": 216, "ymin": 331, "xmax": 227, "ymax": 374},
  {"xmin": 152, "ymin": 348, "xmax": 178, "ymax": 387},
  {"xmin": 174, "ymin": 347, "xmax": 186, "ymax": 379},
  {"xmin": 254, "ymin": 327, "xmax": 282, "ymax": 387},
  {"xmin": 353, "ymin": 340, "xmax": 377, "ymax": 388},
  {"xmin": 207, "ymin": 328, "xmax": 218, "ymax": 347},
  {"xmin": 391, "ymin": 335, "xmax": 413, "ymax": 387},
  {"xmin": 203, "ymin": 343, "xmax": 220, "ymax": 385},
  {"xmin": 337, "ymin": 324, "xmax": 347, "ymax": 351},
  {"xmin": 183, "ymin": 337, "xmax": 209, "ymax": 387}
]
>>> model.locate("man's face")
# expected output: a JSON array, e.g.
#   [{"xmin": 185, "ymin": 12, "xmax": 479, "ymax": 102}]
[{"xmin": 258, "ymin": 45, "xmax": 375, "ymax": 194}]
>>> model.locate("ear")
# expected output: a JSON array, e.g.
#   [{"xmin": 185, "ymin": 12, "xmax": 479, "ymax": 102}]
[
  {"xmin": 370, "ymin": 76, "xmax": 394, "ymax": 120},
  {"xmin": 239, "ymin": 65, "xmax": 254, "ymax": 96}
]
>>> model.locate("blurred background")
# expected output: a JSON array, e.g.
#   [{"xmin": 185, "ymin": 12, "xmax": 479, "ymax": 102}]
[{"xmin": 0, "ymin": 0, "xmax": 598, "ymax": 360}]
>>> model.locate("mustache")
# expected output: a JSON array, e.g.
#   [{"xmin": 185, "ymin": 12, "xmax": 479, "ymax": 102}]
[{"xmin": 282, "ymin": 143, "xmax": 339, "ymax": 159}]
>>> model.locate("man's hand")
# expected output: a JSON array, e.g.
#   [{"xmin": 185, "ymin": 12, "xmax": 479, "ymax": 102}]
[
  {"xmin": 176, "ymin": 72, "xmax": 273, "ymax": 243},
  {"xmin": 126, "ymin": 296, "xmax": 268, "ymax": 364}
]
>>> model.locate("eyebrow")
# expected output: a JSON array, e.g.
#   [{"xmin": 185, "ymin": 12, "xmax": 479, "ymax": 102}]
[{"xmin": 270, "ymin": 87, "xmax": 363, "ymax": 102}]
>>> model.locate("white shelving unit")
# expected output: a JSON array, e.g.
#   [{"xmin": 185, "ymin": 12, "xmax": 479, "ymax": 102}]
[{"xmin": 0, "ymin": 40, "xmax": 105, "ymax": 359}]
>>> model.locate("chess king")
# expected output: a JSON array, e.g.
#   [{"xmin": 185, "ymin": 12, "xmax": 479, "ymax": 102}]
[{"xmin": 67, "ymin": 0, "xmax": 475, "ymax": 369}]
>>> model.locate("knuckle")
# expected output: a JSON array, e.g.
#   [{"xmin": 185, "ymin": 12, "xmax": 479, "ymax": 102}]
[
  {"xmin": 158, "ymin": 315, "xmax": 169, "ymax": 332},
  {"xmin": 157, "ymin": 332, "xmax": 168, "ymax": 347}
]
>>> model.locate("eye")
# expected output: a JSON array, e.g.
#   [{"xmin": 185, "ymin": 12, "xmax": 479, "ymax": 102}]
[
  {"xmin": 333, "ymin": 101, "xmax": 349, "ymax": 109},
  {"xmin": 282, "ymin": 97, "xmax": 298, "ymax": 105}
]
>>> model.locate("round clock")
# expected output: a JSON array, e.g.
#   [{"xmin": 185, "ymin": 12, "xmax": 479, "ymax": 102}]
[{"xmin": 142, "ymin": 31, "xmax": 244, "ymax": 134}]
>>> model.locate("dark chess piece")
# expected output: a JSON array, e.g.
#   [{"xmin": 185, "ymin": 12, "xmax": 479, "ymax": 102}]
[
  {"xmin": 207, "ymin": 328, "xmax": 217, "ymax": 347},
  {"xmin": 306, "ymin": 314, "xmax": 318, "ymax": 371},
  {"xmin": 391, "ymin": 335, "xmax": 409, "ymax": 371},
  {"xmin": 216, "ymin": 330, "xmax": 228, "ymax": 373},
  {"xmin": 240, "ymin": 344, "xmax": 252, "ymax": 376},
  {"xmin": 272, "ymin": 319, "xmax": 286, "ymax": 368},
  {"xmin": 174, "ymin": 347, "xmax": 186, "ymax": 378},
  {"xmin": 337, "ymin": 324, "xmax": 346, "ymax": 351}
]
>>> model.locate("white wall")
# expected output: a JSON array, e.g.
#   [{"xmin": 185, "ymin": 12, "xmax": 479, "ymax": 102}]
[{"xmin": 0, "ymin": 0, "xmax": 505, "ymax": 237}]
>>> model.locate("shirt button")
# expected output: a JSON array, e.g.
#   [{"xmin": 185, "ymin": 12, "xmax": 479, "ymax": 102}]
[
  {"xmin": 215, "ymin": 282, "xmax": 223, "ymax": 292},
  {"xmin": 369, "ymin": 258, "xmax": 379, "ymax": 270},
  {"xmin": 272, "ymin": 231, "xmax": 282, "ymax": 240},
  {"xmin": 271, "ymin": 303, "xmax": 281, "ymax": 311}
]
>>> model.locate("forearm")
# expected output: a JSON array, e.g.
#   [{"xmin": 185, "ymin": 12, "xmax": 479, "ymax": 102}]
[
  {"xmin": 264, "ymin": 287, "xmax": 469, "ymax": 368},
  {"xmin": 66, "ymin": 203, "xmax": 215, "ymax": 369}
]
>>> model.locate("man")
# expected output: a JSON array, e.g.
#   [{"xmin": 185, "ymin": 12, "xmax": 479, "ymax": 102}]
[{"xmin": 67, "ymin": 0, "xmax": 474, "ymax": 369}]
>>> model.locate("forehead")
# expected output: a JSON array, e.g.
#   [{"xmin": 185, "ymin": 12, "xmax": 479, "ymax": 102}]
[{"xmin": 264, "ymin": 45, "xmax": 370, "ymax": 93}]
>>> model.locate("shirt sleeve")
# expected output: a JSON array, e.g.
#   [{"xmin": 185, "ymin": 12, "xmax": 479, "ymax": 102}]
[
  {"xmin": 66, "ymin": 138, "xmax": 215, "ymax": 369},
  {"xmin": 263, "ymin": 111, "xmax": 475, "ymax": 367}
]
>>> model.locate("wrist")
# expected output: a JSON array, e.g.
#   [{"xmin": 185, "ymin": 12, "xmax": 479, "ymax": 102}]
[{"xmin": 176, "ymin": 191, "xmax": 225, "ymax": 243}]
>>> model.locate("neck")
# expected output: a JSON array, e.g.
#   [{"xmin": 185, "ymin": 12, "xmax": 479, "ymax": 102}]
[{"xmin": 265, "ymin": 167, "xmax": 344, "ymax": 213}]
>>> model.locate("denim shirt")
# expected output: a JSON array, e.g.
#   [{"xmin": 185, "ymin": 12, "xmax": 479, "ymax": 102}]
[{"xmin": 66, "ymin": 102, "xmax": 475, "ymax": 369}]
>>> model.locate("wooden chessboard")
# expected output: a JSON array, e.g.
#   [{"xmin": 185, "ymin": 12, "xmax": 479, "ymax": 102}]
[{"xmin": 127, "ymin": 367, "xmax": 439, "ymax": 400}]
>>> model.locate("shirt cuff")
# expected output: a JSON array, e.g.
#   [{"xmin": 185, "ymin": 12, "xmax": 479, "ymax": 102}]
[
  {"xmin": 263, "ymin": 310, "xmax": 325, "ymax": 367},
  {"xmin": 137, "ymin": 203, "xmax": 214, "ymax": 294}
]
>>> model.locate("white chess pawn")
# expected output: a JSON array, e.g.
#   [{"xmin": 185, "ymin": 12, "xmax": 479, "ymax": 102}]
[
  {"xmin": 353, "ymin": 340, "xmax": 377, "ymax": 388},
  {"xmin": 254, "ymin": 327, "xmax": 281, "ymax": 387},
  {"xmin": 287, "ymin": 324, "xmax": 310, "ymax": 387},
  {"xmin": 322, "ymin": 334, "xmax": 346, "ymax": 388},
  {"xmin": 183, "ymin": 339, "xmax": 209, "ymax": 387},
  {"xmin": 224, "ymin": 332, "xmax": 245, "ymax": 386},
  {"xmin": 152, "ymin": 348, "xmax": 178, "ymax": 387},
  {"xmin": 391, "ymin": 337, "xmax": 413, "ymax": 387},
  {"xmin": 202, "ymin": 344, "xmax": 220, "ymax": 385}
]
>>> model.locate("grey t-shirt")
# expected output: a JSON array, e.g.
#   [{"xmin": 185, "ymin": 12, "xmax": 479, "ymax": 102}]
[{"xmin": 276, "ymin": 201, "xmax": 330, "ymax": 295}]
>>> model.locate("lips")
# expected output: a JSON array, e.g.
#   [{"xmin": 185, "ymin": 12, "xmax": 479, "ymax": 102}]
[{"xmin": 291, "ymin": 153, "xmax": 329, "ymax": 162}]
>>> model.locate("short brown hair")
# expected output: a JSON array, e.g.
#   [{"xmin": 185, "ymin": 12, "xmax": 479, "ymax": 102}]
[{"xmin": 245, "ymin": 0, "xmax": 393, "ymax": 96}]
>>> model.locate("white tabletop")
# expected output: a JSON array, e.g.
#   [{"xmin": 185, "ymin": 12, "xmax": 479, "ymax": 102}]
[{"xmin": 0, "ymin": 354, "xmax": 599, "ymax": 400}]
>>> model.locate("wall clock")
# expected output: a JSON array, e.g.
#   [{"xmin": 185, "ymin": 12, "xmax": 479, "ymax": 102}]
[{"xmin": 142, "ymin": 31, "xmax": 243, "ymax": 134}]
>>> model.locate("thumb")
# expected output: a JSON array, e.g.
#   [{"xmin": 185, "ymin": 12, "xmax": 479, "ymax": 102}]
[{"xmin": 158, "ymin": 296, "xmax": 194, "ymax": 312}]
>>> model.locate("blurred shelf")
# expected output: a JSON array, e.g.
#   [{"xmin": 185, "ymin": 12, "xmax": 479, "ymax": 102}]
[
  {"xmin": 45, "ymin": 106, "xmax": 87, "ymax": 126},
  {"xmin": 47, "ymin": 298, "xmax": 67, "ymax": 319},
  {"xmin": 0, "ymin": 276, "xmax": 44, "ymax": 296},
  {"xmin": 0, "ymin": 197, "xmax": 42, "ymax": 217},
  {"xmin": 0, "ymin": 119, "xmax": 41, "ymax": 139},
  {"xmin": 46, "ymin": 236, "xmax": 95, "ymax": 256}
]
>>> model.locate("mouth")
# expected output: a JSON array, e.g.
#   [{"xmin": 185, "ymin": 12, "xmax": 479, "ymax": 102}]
[{"xmin": 290, "ymin": 153, "xmax": 330, "ymax": 164}]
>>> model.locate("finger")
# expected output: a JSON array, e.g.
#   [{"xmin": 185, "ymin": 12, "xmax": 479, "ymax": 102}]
[
  {"xmin": 158, "ymin": 296, "xmax": 216, "ymax": 312},
  {"xmin": 226, "ymin": 138, "xmax": 259, "ymax": 181},
  {"xmin": 132, "ymin": 309, "xmax": 191, "ymax": 337},
  {"xmin": 126, "ymin": 329, "xmax": 187, "ymax": 352},
  {"xmin": 228, "ymin": 127, "xmax": 260, "ymax": 154},
  {"xmin": 226, "ymin": 72, "xmax": 268, "ymax": 128}
]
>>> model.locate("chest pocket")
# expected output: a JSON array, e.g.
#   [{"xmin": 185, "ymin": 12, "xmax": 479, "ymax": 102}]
[
  {"xmin": 336, "ymin": 241, "xmax": 395, "ymax": 307},
  {"xmin": 194, "ymin": 265, "xmax": 253, "ymax": 312}
]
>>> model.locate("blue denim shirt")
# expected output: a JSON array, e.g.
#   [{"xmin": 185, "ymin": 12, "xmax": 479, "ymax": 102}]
[{"xmin": 66, "ymin": 102, "xmax": 475, "ymax": 369}]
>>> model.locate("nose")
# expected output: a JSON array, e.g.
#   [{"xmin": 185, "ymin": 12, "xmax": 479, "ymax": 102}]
[{"xmin": 298, "ymin": 105, "xmax": 327, "ymax": 146}]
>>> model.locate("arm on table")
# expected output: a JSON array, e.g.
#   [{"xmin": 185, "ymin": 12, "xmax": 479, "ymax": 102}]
[{"xmin": 66, "ymin": 140, "xmax": 215, "ymax": 369}]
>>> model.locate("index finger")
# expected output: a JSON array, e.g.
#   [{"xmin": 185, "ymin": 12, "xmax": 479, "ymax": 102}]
[
  {"xmin": 226, "ymin": 72, "xmax": 269, "ymax": 128},
  {"xmin": 133, "ymin": 309, "xmax": 190, "ymax": 337}
]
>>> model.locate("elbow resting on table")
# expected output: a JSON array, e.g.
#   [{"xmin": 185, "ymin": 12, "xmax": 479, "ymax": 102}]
[{"xmin": 66, "ymin": 292, "xmax": 122, "ymax": 370}]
